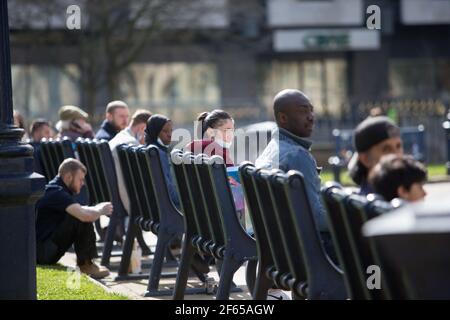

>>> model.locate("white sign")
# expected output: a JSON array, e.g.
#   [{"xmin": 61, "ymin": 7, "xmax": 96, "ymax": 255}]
[
  {"xmin": 401, "ymin": 0, "xmax": 450, "ymax": 25},
  {"xmin": 273, "ymin": 29, "xmax": 380, "ymax": 52},
  {"xmin": 267, "ymin": 0, "xmax": 364, "ymax": 27}
]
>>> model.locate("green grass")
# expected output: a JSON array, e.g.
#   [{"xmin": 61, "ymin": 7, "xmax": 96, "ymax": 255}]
[
  {"xmin": 320, "ymin": 170, "xmax": 355, "ymax": 186},
  {"xmin": 36, "ymin": 265, "xmax": 128, "ymax": 300},
  {"xmin": 320, "ymin": 164, "xmax": 447, "ymax": 186},
  {"xmin": 426, "ymin": 163, "xmax": 447, "ymax": 177}
]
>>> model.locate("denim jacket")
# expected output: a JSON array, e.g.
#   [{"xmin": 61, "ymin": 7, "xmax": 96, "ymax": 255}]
[{"xmin": 255, "ymin": 127, "xmax": 328, "ymax": 232}]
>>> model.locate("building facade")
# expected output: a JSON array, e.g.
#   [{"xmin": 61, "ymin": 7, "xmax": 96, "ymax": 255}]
[{"xmin": 9, "ymin": 0, "xmax": 450, "ymax": 162}]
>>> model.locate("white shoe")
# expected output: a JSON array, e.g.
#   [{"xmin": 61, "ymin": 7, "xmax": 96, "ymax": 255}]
[{"xmin": 267, "ymin": 289, "xmax": 291, "ymax": 300}]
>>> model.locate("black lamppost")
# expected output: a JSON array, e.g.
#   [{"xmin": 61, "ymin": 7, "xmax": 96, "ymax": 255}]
[{"xmin": 0, "ymin": 0, "xmax": 45, "ymax": 299}]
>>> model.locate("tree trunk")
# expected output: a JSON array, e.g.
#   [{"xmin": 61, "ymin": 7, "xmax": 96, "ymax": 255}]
[
  {"xmin": 83, "ymin": 82, "xmax": 97, "ymax": 118},
  {"xmin": 106, "ymin": 68, "xmax": 120, "ymax": 101}
]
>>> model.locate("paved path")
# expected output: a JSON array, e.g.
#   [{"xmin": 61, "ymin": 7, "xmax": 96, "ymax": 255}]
[{"xmin": 60, "ymin": 232, "xmax": 255, "ymax": 300}]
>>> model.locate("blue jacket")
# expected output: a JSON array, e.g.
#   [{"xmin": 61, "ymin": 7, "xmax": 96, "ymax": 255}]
[
  {"xmin": 255, "ymin": 127, "xmax": 328, "ymax": 232},
  {"xmin": 95, "ymin": 120, "xmax": 119, "ymax": 141}
]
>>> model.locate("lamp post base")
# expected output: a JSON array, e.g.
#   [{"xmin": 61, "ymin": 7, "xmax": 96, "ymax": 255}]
[{"xmin": 0, "ymin": 126, "xmax": 46, "ymax": 299}]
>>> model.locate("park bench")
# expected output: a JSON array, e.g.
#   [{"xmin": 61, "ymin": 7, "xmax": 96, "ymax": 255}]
[
  {"xmin": 38, "ymin": 137, "xmax": 89, "ymax": 206},
  {"xmin": 38, "ymin": 137, "xmax": 114, "ymax": 246},
  {"xmin": 239, "ymin": 162, "xmax": 277, "ymax": 299},
  {"xmin": 74, "ymin": 139, "xmax": 151, "ymax": 271},
  {"xmin": 170, "ymin": 150, "xmax": 217, "ymax": 299},
  {"xmin": 115, "ymin": 143, "xmax": 154, "ymax": 280},
  {"xmin": 321, "ymin": 183, "xmax": 405, "ymax": 299},
  {"xmin": 171, "ymin": 150, "xmax": 256, "ymax": 300},
  {"xmin": 75, "ymin": 139, "xmax": 126, "ymax": 268},
  {"xmin": 131, "ymin": 145, "xmax": 208, "ymax": 297},
  {"xmin": 259, "ymin": 167, "xmax": 347, "ymax": 299},
  {"xmin": 239, "ymin": 162, "xmax": 304, "ymax": 299},
  {"xmin": 28, "ymin": 140, "xmax": 44, "ymax": 177},
  {"xmin": 204, "ymin": 154, "xmax": 257, "ymax": 300},
  {"xmin": 39, "ymin": 137, "xmax": 74, "ymax": 182},
  {"xmin": 118, "ymin": 145, "xmax": 182, "ymax": 284},
  {"xmin": 320, "ymin": 183, "xmax": 365, "ymax": 299},
  {"xmin": 75, "ymin": 138, "xmax": 126, "ymax": 267}
]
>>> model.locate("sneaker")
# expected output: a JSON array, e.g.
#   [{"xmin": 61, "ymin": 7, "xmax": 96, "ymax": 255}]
[
  {"xmin": 79, "ymin": 261, "xmax": 110, "ymax": 279},
  {"xmin": 267, "ymin": 289, "xmax": 291, "ymax": 300}
]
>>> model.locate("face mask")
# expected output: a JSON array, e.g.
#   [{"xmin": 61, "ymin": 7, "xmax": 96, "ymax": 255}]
[
  {"xmin": 215, "ymin": 138, "xmax": 232, "ymax": 149},
  {"xmin": 157, "ymin": 137, "xmax": 170, "ymax": 147}
]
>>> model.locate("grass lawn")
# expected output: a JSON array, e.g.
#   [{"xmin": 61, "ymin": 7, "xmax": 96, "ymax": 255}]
[
  {"xmin": 36, "ymin": 265, "xmax": 128, "ymax": 300},
  {"xmin": 320, "ymin": 163, "xmax": 447, "ymax": 186}
]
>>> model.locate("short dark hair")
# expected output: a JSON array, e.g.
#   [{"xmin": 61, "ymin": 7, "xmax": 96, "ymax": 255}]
[
  {"xmin": 369, "ymin": 154, "xmax": 427, "ymax": 201},
  {"xmin": 196, "ymin": 109, "xmax": 232, "ymax": 138},
  {"xmin": 30, "ymin": 118, "xmax": 50, "ymax": 137}
]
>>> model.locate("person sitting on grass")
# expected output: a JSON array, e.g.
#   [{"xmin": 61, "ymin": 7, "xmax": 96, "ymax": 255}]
[
  {"xmin": 35, "ymin": 158, "xmax": 113, "ymax": 279},
  {"xmin": 368, "ymin": 154, "xmax": 427, "ymax": 202}
]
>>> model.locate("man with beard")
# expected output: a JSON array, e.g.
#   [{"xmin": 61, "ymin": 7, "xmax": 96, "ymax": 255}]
[
  {"xmin": 35, "ymin": 158, "xmax": 113, "ymax": 279},
  {"xmin": 95, "ymin": 100, "xmax": 130, "ymax": 141}
]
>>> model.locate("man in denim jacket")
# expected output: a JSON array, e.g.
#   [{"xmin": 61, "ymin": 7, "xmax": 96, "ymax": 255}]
[{"xmin": 256, "ymin": 89, "xmax": 328, "ymax": 233}]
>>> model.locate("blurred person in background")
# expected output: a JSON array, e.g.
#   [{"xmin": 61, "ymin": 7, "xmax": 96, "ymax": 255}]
[
  {"xmin": 29, "ymin": 118, "xmax": 54, "ymax": 175},
  {"xmin": 14, "ymin": 109, "xmax": 28, "ymax": 141},
  {"xmin": 348, "ymin": 116, "xmax": 403, "ymax": 195},
  {"xmin": 109, "ymin": 109, "xmax": 152, "ymax": 214},
  {"xmin": 30, "ymin": 118, "xmax": 53, "ymax": 142},
  {"xmin": 56, "ymin": 105, "xmax": 95, "ymax": 141},
  {"xmin": 95, "ymin": 100, "xmax": 130, "ymax": 141},
  {"xmin": 368, "ymin": 154, "xmax": 427, "ymax": 202}
]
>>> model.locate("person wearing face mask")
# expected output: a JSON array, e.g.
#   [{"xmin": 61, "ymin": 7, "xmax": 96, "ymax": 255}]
[
  {"xmin": 186, "ymin": 109, "xmax": 247, "ymax": 231},
  {"xmin": 186, "ymin": 110, "xmax": 235, "ymax": 167},
  {"xmin": 109, "ymin": 109, "xmax": 152, "ymax": 214},
  {"xmin": 144, "ymin": 114, "xmax": 180, "ymax": 209}
]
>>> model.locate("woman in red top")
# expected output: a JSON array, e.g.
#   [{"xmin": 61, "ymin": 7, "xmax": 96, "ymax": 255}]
[{"xmin": 186, "ymin": 109, "xmax": 235, "ymax": 167}]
